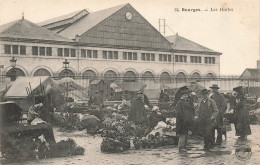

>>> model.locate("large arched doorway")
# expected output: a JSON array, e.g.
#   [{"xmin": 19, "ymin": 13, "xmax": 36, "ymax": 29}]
[
  {"xmin": 104, "ymin": 70, "xmax": 117, "ymax": 81},
  {"xmin": 58, "ymin": 69, "xmax": 75, "ymax": 78},
  {"xmin": 205, "ymin": 73, "xmax": 215, "ymax": 80},
  {"xmin": 33, "ymin": 68, "xmax": 51, "ymax": 77},
  {"xmin": 191, "ymin": 72, "xmax": 201, "ymax": 82},
  {"xmin": 6, "ymin": 68, "xmax": 26, "ymax": 80},
  {"xmin": 123, "ymin": 71, "xmax": 136, "ymax": 82},
  {"xmin": 176, "ymin": 72, "xmax": 187, "ymax": 83},
  {"xmin": 82, "ymin": 70, "xmax": 97, "ymax": 80},
  {"xmin": 160, "ymin": 72, "xmax": 171, "ymax": 84},
  {"xmin": 142, "ymin": 71, "xmax": 154, "ymax": 81}
]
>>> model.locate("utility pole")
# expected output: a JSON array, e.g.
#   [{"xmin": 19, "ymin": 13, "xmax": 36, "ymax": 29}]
[{"xmin": 159, "ymin": 19, "xmax": 166, "ymax": 36}]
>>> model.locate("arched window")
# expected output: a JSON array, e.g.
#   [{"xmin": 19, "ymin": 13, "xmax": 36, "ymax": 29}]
[
  {"xmin": 123, "ymin": 71, "xmax": 136, "ymax": 82},
  {"xmin": 205, "ymin": 73, "xmax": 215, "ymax": 80},
  {"xmin": 82, "ymin": 70, "xmax": 96, "ymax": 80},
  {"xmin": 191, "ymin": 72, "xmax": 201, "ymax": 82},
  {"xmin": 142, "ymin": 71, "xmax": 154, "ymax": 81},
  {"xmin": 160, "ymin": 72, "xmax": 171, "ymax": 83},
  {"xmin": 33, "ymin": 68, "xmax": 51, "ymax": 77},
  {"xmin": 176, "ymin": 72, "xmax": 187, "ymax": 83},
  {"xmin": 104, "ymin": 70, "xmax": 117, "ymax": 81},
  {"xmin": 6, "ymin": 68, "xmax": 26, "ymax": 78},
  {"xmin": 58, "ymin": 69, "xmax": 75, "ymax": 78}
]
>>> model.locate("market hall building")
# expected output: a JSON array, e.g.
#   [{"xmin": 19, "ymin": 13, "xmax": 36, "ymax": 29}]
[{"xmin": 0, "ymin": 3, "xmax": 221, "ymax": 85}]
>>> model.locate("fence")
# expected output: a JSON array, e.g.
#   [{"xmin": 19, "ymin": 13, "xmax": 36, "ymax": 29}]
[
  {"xmin": 1, "ymin": 75, "xmax": 260, "ymax": 101},
  {"xmin": 53, "ymin": 75, "xmax": 260, "ymax": 101}
]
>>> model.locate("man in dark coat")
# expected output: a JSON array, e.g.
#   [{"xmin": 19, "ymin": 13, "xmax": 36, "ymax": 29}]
[
  {"xmin": 89, "ymin": 90, "xmax": 104, "ymax": 110},
  {"xmin": 210, "ymin": 84, "xmax": 227, "ymax": 145},
  {"xmin": 233, "ymin": 86, "xmax": 251, "ymax": 140},
  {"xmin": 128, "ymin": 91, "xmax": 147, "ymax": 125},
  {"xmin": 198, "ymin": 89, "xmax": 219, "ymax": 151},
  {"xmin": 176, "ymin": 88, "xmax": 194, "ymax": 151}
]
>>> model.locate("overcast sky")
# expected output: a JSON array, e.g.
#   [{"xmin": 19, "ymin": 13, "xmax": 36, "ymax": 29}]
[{"xmin": 0, "ymin": 0, "xmax": 259, "ymax": 75}]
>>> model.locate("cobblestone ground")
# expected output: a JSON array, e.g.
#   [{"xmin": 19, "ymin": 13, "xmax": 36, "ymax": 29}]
[{"xmin": 2, "ymin": 124, "xmax": 260, "ymax": 165}]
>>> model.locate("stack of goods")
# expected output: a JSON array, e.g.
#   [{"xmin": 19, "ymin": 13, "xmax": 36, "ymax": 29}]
[
  {"xmin": 100, "ymin": 113, "xmax": 151, "ymax": 153},
  {"xmin": 68, "ymin": 103, "xmax": 87, "ymax": 113},
  {"xmin": 53, "ymin": 112, "xmax": 84, "ymax": 131},
  {"xmin": 133, "ymin": 119, "xmax": 177, "ymax": 149},
  {"xmin": 249, "ymin": 108, "xmax": 260, "ymax": 124},
  {"xmin": 1, "ymin": 136, "xmax": 84, "ymax": 161},
  {"xmin": 52, "ymin": 138, "xmax": 85, "ymax": 157}
]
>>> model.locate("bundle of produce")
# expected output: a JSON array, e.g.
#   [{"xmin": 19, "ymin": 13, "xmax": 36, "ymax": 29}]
[
  {"xmin": 133, "ymin": 132, "xmax": 172, "ymax": 149},
  {"xmin": 51, "ymin": 138, "xmax": 84, "ymax": 157},
  {"xmin": 165, "ymin": 117, "xmax": 176, "ymax": 126},
  {"xmin": 53, "ymin": 112, "xmax": 84, "ymax": 131},
  {"xmin": 101, "ymin": 137, "xmax": 130, "ymax": 153},
  {"xmin": 149, "ymin": 121, "xmax": 168, "ymax": 136},
  {"xmin": 1, "ymin": 136, "xmax": 50, "ymax": 161}
]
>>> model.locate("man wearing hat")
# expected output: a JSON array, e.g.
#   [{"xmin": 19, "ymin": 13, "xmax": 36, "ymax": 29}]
[
  {"xmin": 128, "ymin": 91, "xmax": 147, "ymax": 124},
  {"xmin": 210, "ymin": 84, "xmax": 227, "ymax": 145},
  {"xmin": 198, "ymin": 89, "xmax": 219, "ymax": 151},
  {"xmin": 173, "ymin": 86, "xmax": 189, "ymax": 106},
  {"xmin": 176, "ymin": 88, "xmax": 194, "ymax": 151},
  {"xmin": 232, "ymin": 86, "xmax": 251, "ymax": 140}
]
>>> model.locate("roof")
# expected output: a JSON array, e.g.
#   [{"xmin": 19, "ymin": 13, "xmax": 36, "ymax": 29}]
[
  {"xmin": 241, "ymin": 68, "xmax": 260, "ymax": 79},
  {"xmin": 38, "ymin": 9, "xmax": 88, "ymax": 26},
  {"xmin": 4, "ymin": 76, "xmax": 63, "ymax": 98},
  {"xmin": 58, "ymin": 4, "xmax": 127, "ymax": 39},
  {"xmin": 166, "ymin": 34, "xmax": 221, "ymax": 55},
  {"xmin": 0, "ymin": 18, "xmax": 72, "ymax": 42}
]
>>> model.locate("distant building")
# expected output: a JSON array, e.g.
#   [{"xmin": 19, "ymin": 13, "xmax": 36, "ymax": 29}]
[
  {"xmin": 0, "ymin": 3, "xmax": 221, "ymax": 83},
  {"xmin": 240, "ymin": 68, "xmax": 260, "ymax": 80}
]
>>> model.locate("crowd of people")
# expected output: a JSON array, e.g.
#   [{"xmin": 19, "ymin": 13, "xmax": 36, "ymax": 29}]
[
  {"xmin": 107, "ymin": 83, "xmax": 252, "ymax": 152},
  {"xmin": 27, "ymin": 83, "xmax": 252, "ymax": 153},
  {"xmin": 175, "ymin": 84, "xmax": 252, "ymax": 151}
]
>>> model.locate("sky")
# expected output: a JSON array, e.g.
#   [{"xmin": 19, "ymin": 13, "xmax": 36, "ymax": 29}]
[{"xmin": 0, "ymin": 0, "xmax": 259, "ymax": 75}]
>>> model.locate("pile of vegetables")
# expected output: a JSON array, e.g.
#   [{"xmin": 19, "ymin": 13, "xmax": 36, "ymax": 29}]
[{"xmin": 52, "ymin": 138, "xmax": 85, "ymax": 157}]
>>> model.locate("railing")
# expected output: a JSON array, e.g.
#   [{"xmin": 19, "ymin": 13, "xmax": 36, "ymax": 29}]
[{"xmin": 1, "ymin": 75, "xmax": 259, "ymax": 101}]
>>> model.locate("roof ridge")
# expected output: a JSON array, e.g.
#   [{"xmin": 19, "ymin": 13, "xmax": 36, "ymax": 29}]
[
  {"xmin": 38, "ymin": 9, "xmax": 88, "ymax": 26},
  {"xmin": 25, "ymin": 19, "xmax": 72, "ymax": 41},
  {"xmin": 72, "ymin": 3, "xmax": 128, "ymax": 38},
  {"xmin": 90, "ymin": 3, "xmax": 128, "ymax": 14},
  {"xmin": 0, "ymin": 18, "xmax": 72, "ymax": 42},
  {"xmin": 0, "ymin": 19, "xmax": 21, "ymax": 33}
]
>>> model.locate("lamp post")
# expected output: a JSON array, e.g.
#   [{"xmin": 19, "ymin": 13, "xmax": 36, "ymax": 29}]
[
  {"xmin": 10, "ymin": 57, "xmax": 17, "ymax": 81},
  {"xmin": 75, "ymin": 34, "xmax": 80, "ymax": 75},
  {"xmin": 63, "ymin": 59, "xmax": 69, "ymax": 110}
]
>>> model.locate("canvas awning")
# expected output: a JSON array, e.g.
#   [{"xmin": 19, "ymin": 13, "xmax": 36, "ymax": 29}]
[
  {"xmin": 58, "ymin": 77, "xmax": 85, "ymax": 91},
  {"xmin": 4, "ymin": 76, "xmax": 64, "ymax": 99}
]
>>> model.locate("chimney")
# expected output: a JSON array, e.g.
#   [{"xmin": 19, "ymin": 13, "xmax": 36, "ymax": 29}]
[{"xmin": 257, "ymin": 60, "xmax": 260, "ymax": 69}]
